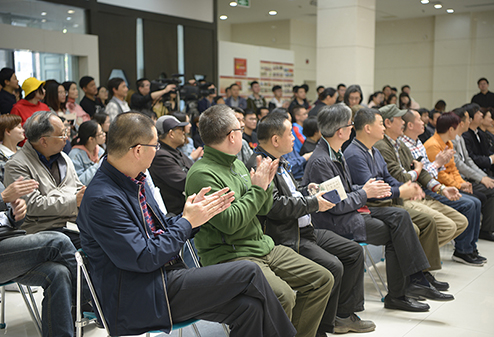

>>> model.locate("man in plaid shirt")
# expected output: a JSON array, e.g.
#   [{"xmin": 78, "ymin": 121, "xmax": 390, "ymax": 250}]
[{"xmin": 400, "ymin": 110, "xmax": 484, "ymax": 267}]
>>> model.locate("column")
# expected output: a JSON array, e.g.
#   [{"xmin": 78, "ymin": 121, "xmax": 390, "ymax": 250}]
[{"xmin": 317, "ymin": 0, "xmax": 376, "ymax": 101}]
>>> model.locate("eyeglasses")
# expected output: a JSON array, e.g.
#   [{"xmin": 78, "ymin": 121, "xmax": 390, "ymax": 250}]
[
  {"xmin": 96, "ymin": 132, "xmax": 105, "ymax": 137},
  {"xmin": 130, "ymin": 143, "xmax": 161, "ymax": 151},
  {"xmin": 338, "ymin": 121, "xmax": 354, "ymax": 130},
  {"xmin": 226, "ymin": 127, "xmax": 244, "ymax": 136},
  {"xmin": 42, "ymin": 128, "xmax": 69, "ymax": 139}
]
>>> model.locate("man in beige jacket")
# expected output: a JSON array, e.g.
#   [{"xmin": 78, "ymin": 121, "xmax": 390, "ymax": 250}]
[{"xmin": 5, "ymin": 111, "xmax": 85, "ymax": 248}]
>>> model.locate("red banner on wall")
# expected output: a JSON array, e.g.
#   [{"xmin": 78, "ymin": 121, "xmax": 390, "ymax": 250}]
[{"xmin": 234, "ymin": 58, "xmax": 247, "ymax": 76}]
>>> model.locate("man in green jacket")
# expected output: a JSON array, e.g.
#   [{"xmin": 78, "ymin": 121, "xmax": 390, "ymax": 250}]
[{"xmin": 185, "ymin": 105, "xmax": 333, "ymax": 337}]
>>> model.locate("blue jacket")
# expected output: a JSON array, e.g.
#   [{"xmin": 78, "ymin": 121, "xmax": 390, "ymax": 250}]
[
  {"xmin": 344, "ymin": 138, "xmax": 402, "ymax": 202},
  {"xmin": 77, "ymin": 159, "xmax": 192, "ymax": 336},
  {"xmin": 225, "ymin": 96, "xmax": 247, "ymax": 110},
  {"xmin": 283, "ymin": 149, "xmax": 307, "ymax": 180}
]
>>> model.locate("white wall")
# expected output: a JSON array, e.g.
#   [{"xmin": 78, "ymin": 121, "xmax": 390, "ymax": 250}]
[
  {"xmin": 218, "ymin": 41, "xmax": 294, "ymax": 78},
  {"xmin": 289, "ymin": 19, "xmax": 317, "ymax": 87},
  {"xmin": 97, "ymin": 0, "xmax": 213, "ymax": 23},
  {"xmin": 375, "ymin": 17, "xmax": 435, "ymax": 108},
  {"xmin": 0, "ymin": 23, "xmax": 99, "ymax": 84},
  {"xmin": 375, "ymin": 11, "xmax": 494, "ymax": 110},
  {"xmin": 227, "ymin": 18, "xmax": 317, "ymax": 88},
  {"xmin": 230, "ymin": 20, "xmax": 291, "ymax": 49},
  {"xmin": 218, "ymin": 41, "xmax": 294, "ymax": 98}
]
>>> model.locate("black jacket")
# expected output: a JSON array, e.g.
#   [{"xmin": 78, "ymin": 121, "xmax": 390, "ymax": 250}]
[
  {"xmin": 0, "ymin": 89, "xmax": 16, "ymax": 115},
  {"xmin": 308, "ymin": 101, "xmax": 327, "ymax": 118},
  {"xmin": 301, "ymin": 139, "xmax": 368, "ymax": 241},
  {"xmin": 462, "ymin": 128, "xmax": 493, "ymax": 174},
  {"xmin": 148, "ymin": 141, "xmax": 193, "ymax": 215},
  {"xmin": 245, "ymin": 146, "xmax": 319, "ymax": 252}
]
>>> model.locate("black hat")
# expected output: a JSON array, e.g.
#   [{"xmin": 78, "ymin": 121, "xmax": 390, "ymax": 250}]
[{"xmin": 156, "ymin": 116, "xmax": 189, "ymax": 135}]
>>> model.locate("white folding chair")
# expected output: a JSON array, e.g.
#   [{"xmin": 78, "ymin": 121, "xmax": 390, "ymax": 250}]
[
  {"xmin": 0, "ymin": 281, "xmax": 42, "ymax": 336},
  {"xmin": 75, "ymin": 249, "xmax": 202, "ymax": 337},
  {"xmin": 360, "ymin": 243, "xmax": 388, "ymax": 302}
]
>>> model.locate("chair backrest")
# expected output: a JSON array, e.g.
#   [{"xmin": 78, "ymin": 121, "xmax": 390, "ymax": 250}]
[{"xmin": 75, "ymin": 249, "xmax": 112, "ymax": 336}]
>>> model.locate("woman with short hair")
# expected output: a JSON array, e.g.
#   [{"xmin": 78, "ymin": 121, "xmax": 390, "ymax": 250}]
[{"xmin": 0, "ymin": 114, "xmax": 24, "ymax": 182}]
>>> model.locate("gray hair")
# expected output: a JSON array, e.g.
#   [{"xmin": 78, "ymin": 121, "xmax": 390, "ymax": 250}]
[
  {"xmin": 318, "ymin": 103, "xmax": 352, "ymax": 138},
  {"xmin": 24, "ymin": 111, "xmax": 58, "ymax": 142},
  {"xmin": 199, "ymin": 104, "xmax": 238, "ymax": 146}
]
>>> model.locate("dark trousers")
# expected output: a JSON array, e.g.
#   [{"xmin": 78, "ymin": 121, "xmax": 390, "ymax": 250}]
[
  {"xmin": 363, "ymin": 206, "xmax": 430, "ymax": 298},
  {"xmin": 298, "ymin": 227, "xmax": 364, "ymax": 334},
  {"xmin": 471, "ymin": 182, "xmax": 494, "ymax": 233},
  {"xmin": 166, "ymin": 260, "xmax": 296, "ymax": 337}
]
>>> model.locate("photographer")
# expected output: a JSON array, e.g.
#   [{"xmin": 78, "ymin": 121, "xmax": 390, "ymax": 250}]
[
  {"xmin": 130, "ymin": 78, "xmax": 175, "ymax": 111},
  {"xmin": 197, "ymin": 83, "xmax": 217, "ymax": 113}
]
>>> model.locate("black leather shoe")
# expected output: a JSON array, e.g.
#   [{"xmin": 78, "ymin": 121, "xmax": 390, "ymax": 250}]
[
  {"xmin": 424, "ymin": 271, "xmax": 449, "ymax": 291},
  {"xmin": 479, "ymin": 231, "xmax": 494, "ymax": 242},
  {"xmin": 384, "ymin": 295, "xmax": 430, "ymax": 312},
  {"xmin": 406, "ymin": 283, "xmax": 454, "ymax": 301}
]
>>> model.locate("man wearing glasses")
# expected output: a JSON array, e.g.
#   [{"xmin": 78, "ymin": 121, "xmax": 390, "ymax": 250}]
[
  {"xmin": 149, "ymin": 115, "xmax": 192, "ymax": 216},
  {"xmin": 77, "ymin": 112, "xmax": 296, "ymax": 337},
  {"xmin": 185, "ymin": 105, "xmax": 333, "ymax": 337},
  {"xmin": 4, "ymin": 111, "xmax": 85, "ymax": 248}
]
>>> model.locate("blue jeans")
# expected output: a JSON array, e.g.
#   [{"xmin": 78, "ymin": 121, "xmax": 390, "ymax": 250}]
[
  {"xmin": 0, "ymin": 231, "xmax": 78, "ymax": 337},
  {"xmin": 425, "ymin": 190, "xmax": 481, "ymax": 254}
]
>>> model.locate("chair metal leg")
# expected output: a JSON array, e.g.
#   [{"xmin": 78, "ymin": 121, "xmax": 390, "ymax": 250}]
[
  {"xmin": 191, "ymin": 323, "xmax": 202, "ymax": 337},
  {"xmin": 222, "ymin": 323, "xmax": 230, "ymax": 336},
  {"xmin": 17, "ymin": 284, "xmax": 42, "ymax": 337},
  {"xmin": 363, "ymin": 246, "xmax": 388, "ymax": 292},
  {"xmin": 178, "ymin": 328, "xmax": 183, "ymax": 337},
  {"xmin": 76, "ymin": 254, "xmax": 84, "ymax": 337},
  {"xmin": 0, "ymin": 286, "xmax": 5, "ymax": 329},
  {"xmin": 364, "ymin": 260, "xmax": 386, "ymax": 302}
]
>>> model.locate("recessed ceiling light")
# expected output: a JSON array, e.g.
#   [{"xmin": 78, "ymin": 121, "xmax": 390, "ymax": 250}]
[
  {"xmin": 421, "ymin": 0, "xmax": 429, "ymax": 4},
  {"xmin": 68, "ymin": 10, "xmax": 75, "ymax": 14},
  {"xmin": 73, "ymin": 24, "xmax": 79, "ymax": 28},
  {"xmin": 41, "ymin": 19, "xmax": 46, "ymax": 23},
  {"xmin": 446, "ymin": 8, "xmax": 454, "ymax": 13},
  {"xmin": 41, "ymin": 12, "xmax": 47, "ymax": 16},
  {"xmin": 66, "ymin": 17, "xmax": 72, "ymax": 21},
  {"xmin": 62, "ymin": 29, "xmax": 67, "ymax": 33},
  {"xmin": 229, "ymin": 1, "xmax": 237, "ymax": 7},
  {"xmin": 269, "ymin": 10, "xmax": 278, "ymax": 16},
  {"xmin": 219, "ymin": 15, "xmax": 228, "ymax": 20},
  {"xmin": 434, "ymin": 3, "xmax": 442, "ymax": 9}
]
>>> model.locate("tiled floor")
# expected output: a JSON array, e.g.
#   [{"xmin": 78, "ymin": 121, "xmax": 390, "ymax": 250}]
[{"xmin": 2, "ymin": 240, "xmax": 493, "ymax": 337}]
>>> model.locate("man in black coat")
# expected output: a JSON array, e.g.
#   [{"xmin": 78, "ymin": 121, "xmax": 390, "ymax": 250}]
[
  {"xmin": 246, "ymin": 111, "xmax": 374, "ymax": 335},
  {"xmin": 302, "ymin": 104, "xmax": 443, "ymax": 313},
  {"xmin": 149, "ymin": 116, "xmax": 192, "ymax": 215},
  {"xmin": 462, "ymin": 103, "xmax": 494, "ymax": 176}
]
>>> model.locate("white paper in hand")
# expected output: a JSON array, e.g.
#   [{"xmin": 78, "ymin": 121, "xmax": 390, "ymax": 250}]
[{"xmin": 318, "ymin": 176, "xmax": 348, "ymax": 201}]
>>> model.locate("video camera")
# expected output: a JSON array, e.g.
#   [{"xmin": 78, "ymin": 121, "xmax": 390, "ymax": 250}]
[{"xmin": 150, "ymin": 74, "xmax": 214, "ymax": 101}]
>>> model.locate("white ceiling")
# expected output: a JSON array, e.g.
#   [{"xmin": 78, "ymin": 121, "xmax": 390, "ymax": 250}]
[{"xmin": 217, "ymin": 0, "xmax": 494, "ymax": 24}]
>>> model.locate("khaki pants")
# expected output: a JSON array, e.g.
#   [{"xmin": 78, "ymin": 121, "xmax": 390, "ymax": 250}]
[
  {"xmin": 227, "ymin": 245, "xmax": 334, "ymax": 337},
  {"xmin": 396, "ymin": 205, "xmax": 442, "ymax": 271},
  {"xmin": 405, "ymin": 199, "xmax": 468, "ymax": 246}
]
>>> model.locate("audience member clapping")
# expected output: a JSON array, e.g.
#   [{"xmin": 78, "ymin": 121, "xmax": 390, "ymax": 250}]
[{"xmin": 4, "ymin": 111, "xmax": 85, "ymax": 248}]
